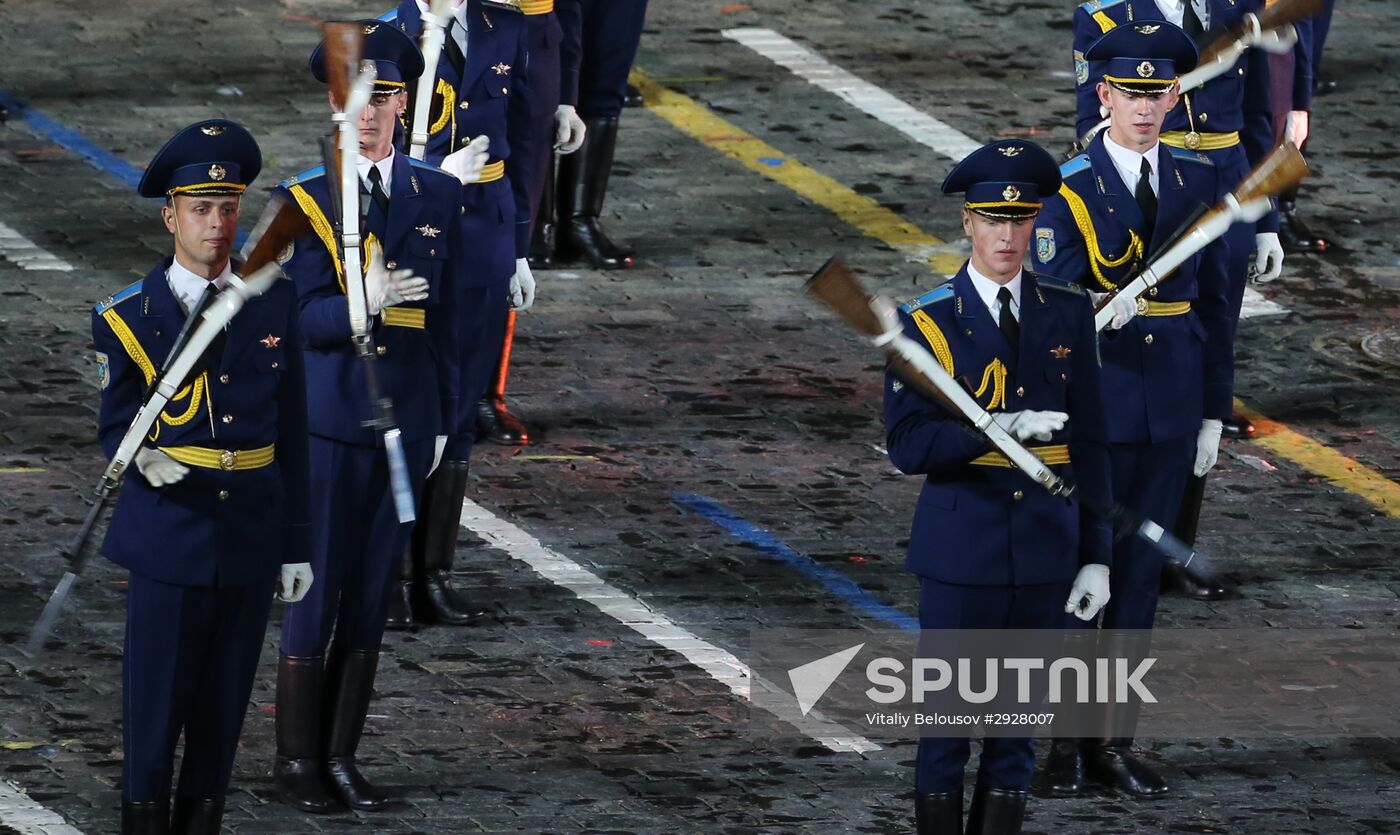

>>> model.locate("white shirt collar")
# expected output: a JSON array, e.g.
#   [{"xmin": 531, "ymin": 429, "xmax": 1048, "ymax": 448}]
[
  {"xmin": 966, "ymin": 262, "xmax": 1022, "ymax": 323},
  {"xmin": 415, "ymin": 0, "xmax": 469, "ymax": 29},
  {"xmin": 1103, "ymin": 133, "xmax": 1161, "ymax": 198},
  {"xmin": 357, "ymin": 151, "xmax": 395, "ymax": 198},
  {"xmin": 1154, "ymin": 0, "xmax": 1186, "ymax": 27},
  {"xmin": 167, "ymin": 257, "xmax": 232, "ymax": 315}
]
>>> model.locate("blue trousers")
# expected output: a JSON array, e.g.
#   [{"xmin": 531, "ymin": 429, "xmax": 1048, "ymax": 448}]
[
  {"xmin": 914, "ymin": 578, "xmax": 1071, "ymax": 794},
  {"xmin": 458, "ymin": 178, "xmax": 516, "ymax": 433},
  {"xmin": 279, "ymin": 436, "xmax": 433, "ymax": 657},
  {"xmin": 122, "ymin": 572, "xmax": 275, "ymax": 802},
  {"xmin": 576, "ymin": 0, "xmax": 649, "ymax": 119},
  {"xmin": 518, "ymin": 13, "xmax": 563, "ymax": 233},
  {"xmin": 1095, "ymin": 436, "xmax": 1195, "ymax": 631}
]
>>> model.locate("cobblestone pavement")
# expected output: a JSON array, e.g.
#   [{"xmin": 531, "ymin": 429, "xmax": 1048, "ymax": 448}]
[{"xmin": 2, "ymin": 0, "xmax": 1399, "ymax": 832}]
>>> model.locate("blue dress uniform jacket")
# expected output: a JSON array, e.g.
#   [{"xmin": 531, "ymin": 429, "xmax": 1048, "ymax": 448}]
[
  {"xmin": 384, "ymin": 0, "xmax": 534, "ymax": 258},
  {"xmin": 93, "ymin": 259, "xmax": 311, "ymax": 587},
  {"xmin": 272, "ymin": 154, "xmax": 469, "ymax": 453},
  {"xmin": 884, "ymin": 267, "xmax": 1113, "ymax": 587},
  {"xmin": 1073, "ymin": 0, "xmax": 1278, "ymax": 234},
  {"xmin": 1033, "ymin": 135, "xmax": 1234, "ymax": 443}
]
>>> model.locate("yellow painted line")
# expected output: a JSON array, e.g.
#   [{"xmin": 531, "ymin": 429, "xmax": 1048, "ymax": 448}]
[
  {"xmin": 1236, "ymin": 400, "xmax": 1400, "ymax": 518},
  {"xmin": 633, "ymin": 69, "xmax": 1400, "ymax": 515},
  {"xmin": 632, "ymin": 69, "xmax": 966, "ymax": 276},
  {"xmin": 0, "ymin": 466, "xmax": 45, "ymax": 474},
  {"xmin": 1, "ymin": 740, "xmax": 78, "ymax": 751}
]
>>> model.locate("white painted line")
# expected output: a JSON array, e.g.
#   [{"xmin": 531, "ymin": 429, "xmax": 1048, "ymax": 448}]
[
  {"xmin": 458, "ymin": 499, "xmax": 881, "ymax": 754},
  {"xmin": 1241, "ymin": 286, "xmax": 1290, "ymax": 319},
  {"xmin": 0, "ymin": 221, "xmax": 75, "ymax": 271},
  {"xmin": 0, "ymin": 781, "xmax": 83, "ymax": 834},
  {"xmin": 722, "ymin": 27, "xmax": 983, "ymax": 162}
]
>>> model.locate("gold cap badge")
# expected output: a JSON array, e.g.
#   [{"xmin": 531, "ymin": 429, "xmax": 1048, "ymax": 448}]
[
  {"xmin": 1137, "ymin": 61, "xmax": 1156, "ymax": 78},
  {"xmin": 208, "ymin": 164, "xmax": 227, "ymax": 181},
  {"xmin": 999, "ymin": 146, "xmax": 1023, "ymax": 157},
  {"xmin": 1003, "ymin": 185, "xmax": 1021, "ymax": 202},
  {"xmin": 200, "ymin": 125, "xmax": 226, "ymax": 136}
]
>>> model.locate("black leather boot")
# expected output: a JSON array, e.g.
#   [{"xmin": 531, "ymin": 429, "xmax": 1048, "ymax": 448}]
[
  {"xmin": 1085, "ymin": 739, "xmax": 1170, "ymax": 797},
  {"xmin": 384, "ymin": 545, "xmax": 414, "ymax": 630},
  {"xmin": 1278, "ymin": 198, "xmax": 1330, "ymax": 254},
  {"xmin": 965, "ymin": 784, "xmax": 1028, "ymax": 835},
  {"xmin": 557, "ymin": 115, "xmax": 635, "ymax": 270},
  {"xmin": 170, "ymin": 795, "xmax": 223, "ymax": 835},
  {"xmin": 121, "ymin": 798, "xmax": 170, "ymax": 835},
  {"xmin": 1161, "ymin": 558, "xmax": 1228, "ymax": 601},
  {"xmin": 1039, "ymin": 739, "xmax": 1085, "ymax": 797},
  {"xmin": 528, "ymin": 157, "xmax": 557, "ymax": 269},
  {"xmin": 624, "ymin": 82, "xmax": 644, "ymax": 108},
  {"xmin": 476, "ymin": 311, "xmax": 530, "ymax": 446},
  {"xmin": 273, "ymin": 655, "xmax": 335, "ymax": 814},
  {"xmin": 324, "ymin": 650, "xmax": 391, "ymax": 811},
  {"xmin": 1221, "ymin": 414, "xmax": 1254, "ymax": 438},
  {"xmin": 913, "ymin": 787, "xmax": 961, "ymax": 834},
  {"xmin": 413, "ymin": 460, "xmax": 486, "ymax": 624}
]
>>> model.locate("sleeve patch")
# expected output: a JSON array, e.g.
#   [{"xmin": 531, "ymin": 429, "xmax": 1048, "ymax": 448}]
[
  {"xmin": 1074, "ymin": 50, "xmax": 1088, "ymax": 85},
  {"xmin": 1036, "ymin": 228, "xmax": 1056, "ymax": 263},
  {"xmin": 96, "ymin": 351, "xmax": 110, "ymax": 390}
]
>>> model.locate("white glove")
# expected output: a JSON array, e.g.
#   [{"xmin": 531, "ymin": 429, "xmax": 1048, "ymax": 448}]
[
  {"xmin": 440, "ymin": 135, "xmax": 490, "ymax": 184},
  {"xmin": 992, "ymin": 410, "xmax": 1068, "ymax": 442},
  {"xmin": 1090, "ymin": 290, "xmax": 1138, "ymax": 331},
  {"xmin": 366, "ymin": 251, "xmax": 429, "ymax": 316},
  {"xmin": 1193, "ymin": 418, "xmax": 1223, "ymax": 477},
  {"xmin": 510, "ymin": 258, "xmax": 536, "ymax": 312},
  {"xmin": 1252, "ymin": 232, "xmax": 1284, "ymax": 284},
  {"xmin": 554, "ymin": 105, "xmax": 586, "ymax": 154},
  {"xmin": 1286, "ymin": 109, "xmax": 1310, "ymax": 148},
  {"xmin": 277, "ymin": 562, "xmax": 314, "ymax": 603},
  {"xmin": 1065, "ymin": 564, "xmax": 1111, "ymax": 621},
  {"xmin": 134, "ymin": 447, "xmax": 188, "ymax": 487}
]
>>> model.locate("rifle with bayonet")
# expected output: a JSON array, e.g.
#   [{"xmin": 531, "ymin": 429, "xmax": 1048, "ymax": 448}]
[
  {"xmin": 805, "ymin": 257, "xmax": 1202, "ymax": 566},
  {"xmin": 27, "ymin": 198, "xmax": 310, "ymax": 654},
  {"xmin": 1079, "ymin": 0, "xmax": 1323, "ymax": 148},
  {"xmin": 1091, "ymin": 141, "xmax": 1308, "ymax": 332},
  {"xmin": 320, "ymin": 21, "xmax": 416, "ymax": 524},
  {"xmin": 408, "ymin": 0, "xmax": 452, "ymax": 161}
]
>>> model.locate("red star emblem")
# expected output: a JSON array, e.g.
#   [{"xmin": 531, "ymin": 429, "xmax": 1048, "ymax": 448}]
[{"xmin": 261, "ymin": 334, "xmax": 281, "ymax": 348}]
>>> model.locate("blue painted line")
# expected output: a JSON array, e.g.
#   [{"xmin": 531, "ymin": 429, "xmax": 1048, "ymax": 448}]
[
  {"xmin": 672, "ymin": 491, "xmax": 919, "ymax": 632},
  {"xmin": 0, "ymin": 88, "xmax": 144, "ymax": 188},
  {"xmin": 0, "ymin": 88, "xmax": 248, "ymax": 248}
]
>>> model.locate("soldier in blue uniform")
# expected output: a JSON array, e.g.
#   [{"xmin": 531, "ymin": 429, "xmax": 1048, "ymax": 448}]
[
  {"xmin": 378, "ymin": 0, "xmax": 531, "ymax": 628},
  {"xmin": 547, "ymin": 0, "xmax": 648, "ymax": 271},
  {"xmin": 887, "ymin": 140, "xmax": 1114, "ymax": 835},
  {"xmin": 474, "ymin": 0, "xmax": 584, "ymax": 446},
  {"xmin": 1036, "ymin": 21, "xmax": 1234, "ymax": 798},
  {"xmin": 270, "ymin": 23, "xmax": 468, "ymax": 813},
  {"xmin": 1073, "ymin": 0, "xmax": 1282, "ymax": 446},
  {"xmin": 94, "ymin": 120, "xmax": 313, "ymax": 834},
  {"xmin": 1269, "ymin": 6, "xmax": 1331, "ymax": 253}
]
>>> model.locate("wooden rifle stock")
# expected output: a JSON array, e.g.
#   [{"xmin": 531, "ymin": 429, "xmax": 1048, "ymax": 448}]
[
  {"xmin": 322, "ymin": 21, "xmax": 362, "ymax": 111},
  {"xmin": 1198, "ymin": 0, "xmax": 1323, "ymax": 66},
  {"xmin": 240, "ymin": 196, "xmax": 312, "ymax": 275}
]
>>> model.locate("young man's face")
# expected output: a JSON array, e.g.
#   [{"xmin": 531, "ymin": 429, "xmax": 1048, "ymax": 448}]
[
  {"xmin": 1099, "ymin": 82, "xmax": 1179, "ymax": 151},
  {"xmin": 962, "ymin": 209, "xmax": 1034, "ymax": 282},
  {"xmin": 337, "ymin": 89, "xmax": 406, "ymax": 160},
  {"xmin": 162, "ymin": 194, "xmax": 240, "ymax": 275}
]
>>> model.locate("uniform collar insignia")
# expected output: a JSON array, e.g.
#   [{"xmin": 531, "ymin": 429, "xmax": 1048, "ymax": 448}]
[
  {"xmin": 1051, "ymin": 345, "xmax": 1072, "ymax": 359},
  {"xmin": 261, "ymin": 334, "xmax": 281, "ymax": 348},
  {"xmin": 416, "ymin": 224, "xmax": 441, "ymax": 238},
  {"xmin": 410, "ymin": 174, "xmax": 420, "ymax": 193}
]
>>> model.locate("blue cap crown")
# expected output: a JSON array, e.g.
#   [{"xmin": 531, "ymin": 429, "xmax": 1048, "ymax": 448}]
[
  {"xmin": 309, "ymin": 20, "xmax": 425, "ymax": 93},
  {"xmin": 138, "ymin": 119, "xmax": 261, "ymax": 199},
  {"xmin": 1085, "ymin": 20, "xmax": 1199, "ymax": 94},
  {"xmin": 941, "ymin": 140, "xmax": 1062, "ymax": 219}
]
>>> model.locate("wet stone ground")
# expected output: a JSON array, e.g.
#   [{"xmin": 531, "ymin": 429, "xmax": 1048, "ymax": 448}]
[{"xmin": 2, "ymin": 0, "xmax": 1400, "ymax": 832}]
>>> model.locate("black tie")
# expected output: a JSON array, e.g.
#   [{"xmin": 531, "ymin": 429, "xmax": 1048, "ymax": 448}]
[
  {"xmin": 1135, "ymin": 156, "xmax": 1158, "ymax": 239},
  {"xmin": 444, "ymin": 19, "xmax": 466, "ymax": 76},
  {"xmin": 997, "ymin": 286, "xmax": 1019, "ymax": 356},
  {"xmin": 1183, "ymin": 1, "xmax": 1205, "ymax": 40},
  {"xmin": 367, "ymin": 165, "xmax": 390, "ymax": 219}
]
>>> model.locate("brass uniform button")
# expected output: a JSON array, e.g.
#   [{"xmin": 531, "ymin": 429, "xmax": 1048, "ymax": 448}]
[
  {"xmin": 219, "ymin": 374, "xmax": 230, "ymax": 384},
  {"xmin": 1149, "ymin": 286, "xmax": 1158, "ymax": 297},
  {"xmin": 377, "ymin": 345, "xmax": 388, "ymax": 356},
  {"xmin": 221, "ymin": 414, "xmax": 234, "ymax": 424},
  {"xmin": 1016, "ymin": 386, "xmax": 1025, "ymax": 398},
  {"xmin": 1060, "ymin": 372, "xmax": 1067, "ymax": 381},
  {"xmin": 459, "ymin": 100, "xmax": 469, "ymax": 110},
  {"xmin": 271, "ymin": 361, "xmax": 279, "ymax": 369},
  {"xmin": 1200, "ymin": 112, "xmax": 1209, "ymax": 123},
  {"xmin": 1144, "ymin": 334, "xmax": 1154, "ymax": 345},
  {"xmin": 218, "ymin": 490, "xmax": 230, "ymax": 501},
  {"xmin": 1013, "ymin": 490, "xmax": 1024, "ymax": 501},
  {"xmin": 386, "ymin": 260, "xmax": 397, "ymax": 269}
]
